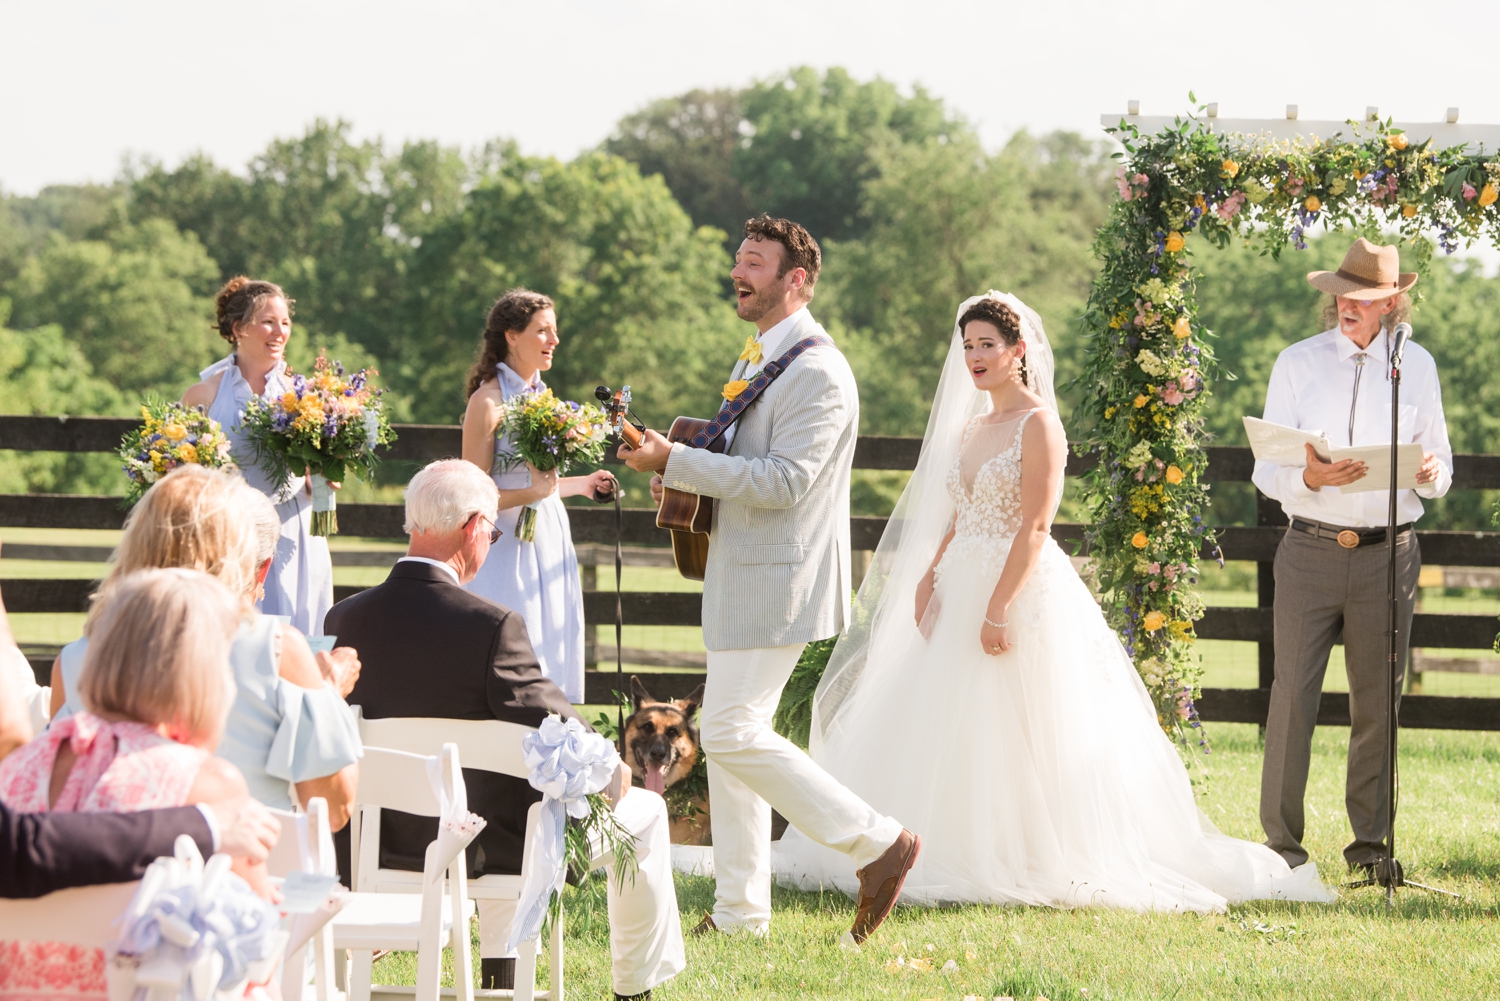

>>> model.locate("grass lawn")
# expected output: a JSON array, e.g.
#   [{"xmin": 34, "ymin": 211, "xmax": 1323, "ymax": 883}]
[{"xmin": 371, "ymin": 722, "xmax": 1500, "ymax": 1000}]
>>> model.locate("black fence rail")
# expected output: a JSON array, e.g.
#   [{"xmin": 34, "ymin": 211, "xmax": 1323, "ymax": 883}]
[{"xmin": 5, "ymin": 415, "xmax": 1500, "ymax": 728}]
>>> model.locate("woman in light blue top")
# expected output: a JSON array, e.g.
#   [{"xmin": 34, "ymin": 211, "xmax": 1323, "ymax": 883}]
[
  {"xmin": 48, "ymin": 465, "xmax": 362, "ymax": 827},
  {"xmin": 182, "ymin": 276, "xmax": 333, "ymax": 635},
  {"xmin": 461, "ymin": 290, "xmax": 616, "ymax": 703}
]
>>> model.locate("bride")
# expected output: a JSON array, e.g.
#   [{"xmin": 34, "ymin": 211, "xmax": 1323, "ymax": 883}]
[{"xmin": 772, "ymin": 292, "xmax": 1333, "ymax": 912}]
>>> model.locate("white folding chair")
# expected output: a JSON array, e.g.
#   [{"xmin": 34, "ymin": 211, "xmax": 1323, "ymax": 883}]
[
  {"xmin": 269, "ymin": 798, "xmax": 342, "ymax": 1001},
  {"xmin": 352, "ymin": 709, "xmax": 559, "ymax": 1001},
  {"xmin": 332, "ymin": 743, "xmax": 478, "ymax": 1001}
]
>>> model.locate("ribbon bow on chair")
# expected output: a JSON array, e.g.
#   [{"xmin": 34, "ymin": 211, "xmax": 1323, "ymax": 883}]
[
  {"xmin": 506, "ymin": 715, "xmax": 621, "ymax": 952},
  {"xmin": 107, "ymin": 836, "xmax": 286, "ymax": 1001}
]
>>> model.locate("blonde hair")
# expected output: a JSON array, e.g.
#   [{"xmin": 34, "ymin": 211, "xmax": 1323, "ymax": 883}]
[
  {"xmin": 1320, "ymin": 292, "xmax": 1412, "ymax": 334},
  {"xmin": 238, "ymin": 480, "xmax": 282, "ymax": 566},
  {"xmin": 78, "ymin": 568, "xmax": 240, "ymax": 748},
  {"xmin": 92, "ymin": 465, "xmax": 260, "ymax": 629},
  {"xmin": 404, "ymin": 459, "xmax": 499, "ymax": 535}
]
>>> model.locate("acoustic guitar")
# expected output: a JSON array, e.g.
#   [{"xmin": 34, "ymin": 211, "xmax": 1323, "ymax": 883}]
[{"xmin": 596, "ymin": 387, "xmax": 718, "ymax": 581}]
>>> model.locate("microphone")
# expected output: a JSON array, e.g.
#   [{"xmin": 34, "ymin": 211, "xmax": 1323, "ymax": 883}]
[{"xmin": 1390, "ymin": 322, "xmax": 1413, "ymax": 370}]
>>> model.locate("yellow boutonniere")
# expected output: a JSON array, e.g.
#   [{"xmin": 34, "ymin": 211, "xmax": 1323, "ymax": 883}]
[
  {"xmin": 722, "ymin": 379, "xmax": 750, "ymax": 401},
  {"xmin": 738, "ymin": 336, "xmax": 763, "ymax": 365}
]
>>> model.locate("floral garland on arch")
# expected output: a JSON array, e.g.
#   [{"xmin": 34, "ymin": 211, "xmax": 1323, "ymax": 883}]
[{"xmin": 1076, "ymin": 107, "xmax": 1500, "ymax": 747}]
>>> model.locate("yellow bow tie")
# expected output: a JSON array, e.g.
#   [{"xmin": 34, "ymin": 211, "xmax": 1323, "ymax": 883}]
[{"xmin": 738, "ymin": 336, "xmax": 763, "ymax": 365}]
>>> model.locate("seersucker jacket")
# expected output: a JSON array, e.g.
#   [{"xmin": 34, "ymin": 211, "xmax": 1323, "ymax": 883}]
[{"xmin": 661, "ymin": 310, "xmax": 855, "ymax": 651}]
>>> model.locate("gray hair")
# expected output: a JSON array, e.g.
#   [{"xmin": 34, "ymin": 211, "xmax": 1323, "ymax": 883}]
[
  {"xmin": 235, "ymin": 479, "xmax": 282, "ymax": 566},
  {"xmin": 404, "ymin": 459, "xmax": 499, "ymax": 535}
]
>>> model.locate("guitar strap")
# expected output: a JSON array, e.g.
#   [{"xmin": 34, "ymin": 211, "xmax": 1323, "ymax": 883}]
[{"xmin": 688, "ymin": 334, "xmax": 836, "ymax": 449}]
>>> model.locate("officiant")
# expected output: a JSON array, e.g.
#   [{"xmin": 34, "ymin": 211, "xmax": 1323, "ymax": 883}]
[{"xmin": 1253, "ymin": 237, "xmax": 1452, "ymax": 875}]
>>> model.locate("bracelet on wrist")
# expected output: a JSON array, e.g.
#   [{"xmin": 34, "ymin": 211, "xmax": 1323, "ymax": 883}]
[{"xmin": 984, "ymin": 616, "xmax": 1009, "ymax": 629}]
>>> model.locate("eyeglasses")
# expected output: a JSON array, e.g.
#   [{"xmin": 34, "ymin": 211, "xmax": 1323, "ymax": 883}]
[{"xmin": 475, "ymin": 513, "xmax": 502, "ymax": 544}]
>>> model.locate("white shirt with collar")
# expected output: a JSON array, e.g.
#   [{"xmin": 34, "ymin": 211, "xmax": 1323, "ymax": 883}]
[
  {"xmin": 1251, "ymin": 326, "xmax": 1453, "ymax": 528},
  {"xmin": 397, "ymin": 555, "xmax": 462, "ymax": 587},
  {"xmin": 721, "ymin": 306, "xmax": 811, "ymax": 450}
]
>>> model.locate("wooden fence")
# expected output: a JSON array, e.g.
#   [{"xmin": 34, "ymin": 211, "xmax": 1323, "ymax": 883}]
[{"xmin": 4, "ymin": 414, "xmax": 1499, "ymax": 729}]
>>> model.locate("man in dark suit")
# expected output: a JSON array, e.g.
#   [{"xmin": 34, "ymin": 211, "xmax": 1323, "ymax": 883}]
[{"xmin": 326, "ymin": 460, "xmax": 682, "ymax": 1001}]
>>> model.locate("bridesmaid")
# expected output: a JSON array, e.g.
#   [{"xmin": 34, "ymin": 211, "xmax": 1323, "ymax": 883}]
[
  {"xmin": 182, "ymin": 277, "xmax": 334, "ymax": 635},
  {"xmin": 461, "ymin": 289, "xmax": 615, "ymax": 703}
]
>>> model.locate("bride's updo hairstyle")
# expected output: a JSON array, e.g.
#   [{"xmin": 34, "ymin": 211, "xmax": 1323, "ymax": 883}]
[
  {"xmin": 214, "ymin": 276, "xmax": 294, "ymax": 344},
  {"xmin": 465, "ymin": 288, "xmax": 556, "ymax": 399},
  {"xmin": 958, "ymin": 297, "xmax": 1028, "ymax": 386}
]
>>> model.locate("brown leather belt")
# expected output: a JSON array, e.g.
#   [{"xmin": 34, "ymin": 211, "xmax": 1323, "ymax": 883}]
[{"xmin": 1290, "ymin": 518, "xmax": 1412, "ymax": 550}]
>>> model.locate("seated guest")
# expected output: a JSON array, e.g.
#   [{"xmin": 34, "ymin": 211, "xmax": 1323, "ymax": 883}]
[
  {"xmin": 50, "ymin": 466, "xmax": 362, "ymax": 827},
  {"xmin": 0, "ymin": 549, "xmax": 281, "ymax": 897},
  {"xmin": 0, "ymin": 570, "xmax": 274, "ymax": 996},
  {"xmin": 327, "ymin": 459, "xmax": 683, "ymax": 1001},
  {"xmin": 0, "ymin": 539, "xmax": 50, "ymax": 739}
]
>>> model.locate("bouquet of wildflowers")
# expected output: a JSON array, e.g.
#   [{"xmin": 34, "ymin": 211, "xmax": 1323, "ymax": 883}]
[
  {"xmin": 497, "ymin": 389, "xmax": 609, "ymax": 541},
  {"xmin": 118, "ymin": 399, "xmax": 235, "ymax": 505},
  {"xmin": 238, "ymin": 353, "xmax": 395, "ymax": 536}
]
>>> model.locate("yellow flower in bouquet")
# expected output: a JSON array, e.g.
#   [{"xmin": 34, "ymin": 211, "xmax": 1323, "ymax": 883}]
[
  {"xmin": 1164, "ymin": 231, "xmax": 1185, "ymax": 253},
  {"xmin": 1143, "ymin": 610, "xmax": 1166, "ymax": 632},
  {"xmin": 1131, "ymin": 531, "xmax": 1149, "ymax": 549},
  {"xmin": 1481, "ymin": 184, "xmax": 1498, "ymax": 208},
  {"xmin": 119, "ymin": 398, "xmax": 236, "ymax": 505}
]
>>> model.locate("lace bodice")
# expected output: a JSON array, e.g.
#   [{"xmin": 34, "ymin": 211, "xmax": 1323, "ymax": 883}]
[{"xmin": 946, "ymin": 411, "xmax": 1036, "ymax": 540}]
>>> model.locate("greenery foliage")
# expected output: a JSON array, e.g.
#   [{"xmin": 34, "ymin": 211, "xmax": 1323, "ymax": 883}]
[
  {"xmin": 772, "ymin": 637, "xmax": 839, "ymax": 750},
  {"xmin": 1077, "ymin": 108, "xmax": 1500, "ymax": 734}
]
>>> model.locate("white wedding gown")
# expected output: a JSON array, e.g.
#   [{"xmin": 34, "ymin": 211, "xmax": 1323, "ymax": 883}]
[{"xmin": 773, "ymin": 411, "xmax": 1334, "ymax": 912}]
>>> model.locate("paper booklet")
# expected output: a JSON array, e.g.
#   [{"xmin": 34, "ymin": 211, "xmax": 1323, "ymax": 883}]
[{"xmin": 1242, "ymin": 416, "xmax": 1423, "ymax": 494}]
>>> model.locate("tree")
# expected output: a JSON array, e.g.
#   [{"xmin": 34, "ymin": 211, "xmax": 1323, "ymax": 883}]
[
  {"xmin": 606, "ymin": 68, "xmax": 968, "ymax": 245},
  {"xmin": 603, "ymin": 89, "xmax": 751, "ymax": 243},
  {"xmin": 7, "ymin": 219, "xmax": 221, "ymax": 396},
  {"xmin": 398, "ymin": 147, "xmax": 741, "ymax": 426},
  {"xmin": 0, "ymin": 300, "xmax": 128, "ymax": 494}
]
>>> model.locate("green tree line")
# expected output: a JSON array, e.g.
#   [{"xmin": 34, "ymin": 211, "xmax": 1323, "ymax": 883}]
[{"xmin": 2, "ymin": 67, "xmax": 1497, "ymax": 526}]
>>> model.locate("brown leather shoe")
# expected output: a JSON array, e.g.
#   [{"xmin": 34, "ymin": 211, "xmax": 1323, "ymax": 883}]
[
  {"xmin": 689, "ymin": 912, "xmax": 718, "ymax": 937},
  {"xmin": 849, "ymin": 829, "xmax": 920, "ymax": 944}
]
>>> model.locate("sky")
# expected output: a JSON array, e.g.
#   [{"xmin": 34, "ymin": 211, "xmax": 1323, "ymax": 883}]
[{"xmin": 4, "ymin": 0, "xmax": 1499, "ymax": 195}]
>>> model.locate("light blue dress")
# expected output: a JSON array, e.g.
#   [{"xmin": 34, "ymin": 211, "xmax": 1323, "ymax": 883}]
[
  {"xmin": 53, "ymin": 616, "xmax": 362, "ymax": 810},
  {"xmin": 463, "ymin": 362, "xmax": 586, "ymax": 703},
  {"xmin": 202, "ymin": 355, "xmax": 334, "ymax": 635}
]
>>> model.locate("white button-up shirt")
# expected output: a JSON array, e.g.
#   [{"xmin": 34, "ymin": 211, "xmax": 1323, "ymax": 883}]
[
  {"xmin": 721, "ymin": 306, "xmax": 811, "ymax": 449},
  {"xmin": 1251, "ymin": 327, "xmax": 1453, "ymax": 528},
  {"xmin": 397, "ymin": 555, "xmax": 461, "ymax": 586}
]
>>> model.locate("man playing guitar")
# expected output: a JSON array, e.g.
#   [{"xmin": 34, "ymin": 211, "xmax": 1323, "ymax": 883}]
[{"xmin": 618, "ymin": 215, "xmax": 919, "ymax": 945}]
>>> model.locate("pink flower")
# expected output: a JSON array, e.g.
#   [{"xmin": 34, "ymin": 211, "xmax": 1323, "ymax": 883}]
[
  {"xmin": 1116, "ymin": 167, "xmax": 1133, "ymax": 201},
  {"xmin": 1286, "ymin": 176, "xmax": 1304, "ymax": 196},
  {"xmin": 1215, "ymin": 191, "xmax": 1246, "ymax": 220},
  {"xmin": 1163, "ymin": 565, "xmax": 1177, "ymax": 581},
  {"xmin": 1463, "ymin": 182, "xmax": 1478, "ymax": 201},
  {"xmin": 1160, "ymin": 381, "xmax": 1186, "ymax": 406},
  {"xmin": 1147, "ymin": 562, "xmax": 1161, "ymax": 575}
]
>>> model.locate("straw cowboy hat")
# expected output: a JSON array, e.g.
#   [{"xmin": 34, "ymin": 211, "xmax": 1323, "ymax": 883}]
[{"xmin": 1306, "ymin": 237, "xmax": 1417, "ymax": 300}]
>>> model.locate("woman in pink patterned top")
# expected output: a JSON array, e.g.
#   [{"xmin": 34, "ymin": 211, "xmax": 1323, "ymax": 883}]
[{"xmin": 0, "ymin": 569, "xmax": 272, "ymax": 1001}]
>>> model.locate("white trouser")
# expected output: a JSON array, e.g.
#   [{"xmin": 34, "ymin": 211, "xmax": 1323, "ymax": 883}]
[
  {"xmin": 701, "ymin": 644, "xmax": 903, "ymax": 932},
  {"xmin": 477, "ymin": 788, "xmax": 684, "ymax": 997}
]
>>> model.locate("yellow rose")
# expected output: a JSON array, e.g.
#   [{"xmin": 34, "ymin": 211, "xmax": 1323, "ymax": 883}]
[
  {"xmin": 1388, "ymin": 133, "xmax": 1409, "ymax": 150},
  {"xmin": 281, "ymin": 392, "xmax": 300, "ymax": 410},
  {"xmin": 162, "ymin": 423, "xmax": 188, "ymax": 442},
  {"xmin": 1165, "ymin": 465, "xmax": 1184, "ymax": 485},
  {"xmin": 177, "ymin": 443, "xmax": 199, "ymax": 463},
  {"xmin": 1221, "ymin": 159, "xmax": 1240, "ymax": 178},
  {"xmin": 1133, "ymin": 395, "xmax": 1148, "ymax": 409},
  {"xmin": 722, "ymin": 379, "xmax": 750, "ymax": 401},
  {"xmin": 1143, "ymin": 610, "xmax": 1166, "ymax": 632},
  {"xmin": 1304, "ymin": 196, "xmax": 1321, "ymax": 212},
  {"xmin": 1131, "ymin": 531, "xmax": 1149, "ymax": 549},
  {"xmin": 1173, "ymin": 316, "xmax": 1191, "ymax": 339},
  {"xmin": 1164, "ymin": 231, "xmax": 1185, "ymax": 253},
  {"xmin": 1402, "ymin": 203, "xmax": 1418, "ymax": 218},
  {"xmin": 1481, "ymin": 184, "xmax": 1499, "ymax": 208}
]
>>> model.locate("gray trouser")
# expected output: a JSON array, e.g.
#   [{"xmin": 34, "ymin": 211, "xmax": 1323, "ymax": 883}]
[{"xmin": 1259, "ymin": 526, "xmax": 1420, "ymax": 868}]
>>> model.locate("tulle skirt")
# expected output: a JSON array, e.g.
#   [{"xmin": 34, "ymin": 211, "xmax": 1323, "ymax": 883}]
[{"xmin": 772, "ymin": 536, "xmax": 1333, "ymax": 913}]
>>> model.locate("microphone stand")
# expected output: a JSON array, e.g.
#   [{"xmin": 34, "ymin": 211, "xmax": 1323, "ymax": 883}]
[{"xmin": 1343, "ymin": 331, "xmax": 1458, "ymax": 904}]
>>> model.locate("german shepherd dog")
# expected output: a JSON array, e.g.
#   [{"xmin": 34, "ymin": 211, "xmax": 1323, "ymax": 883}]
[{"xmin": 623, "ymin": 676, "xmax": 705, "ymax": 795}]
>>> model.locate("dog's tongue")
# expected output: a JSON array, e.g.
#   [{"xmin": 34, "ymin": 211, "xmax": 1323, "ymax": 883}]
[{"xmin": 644, "ymin": 763, "xmax": 666, "ymax": 795}]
